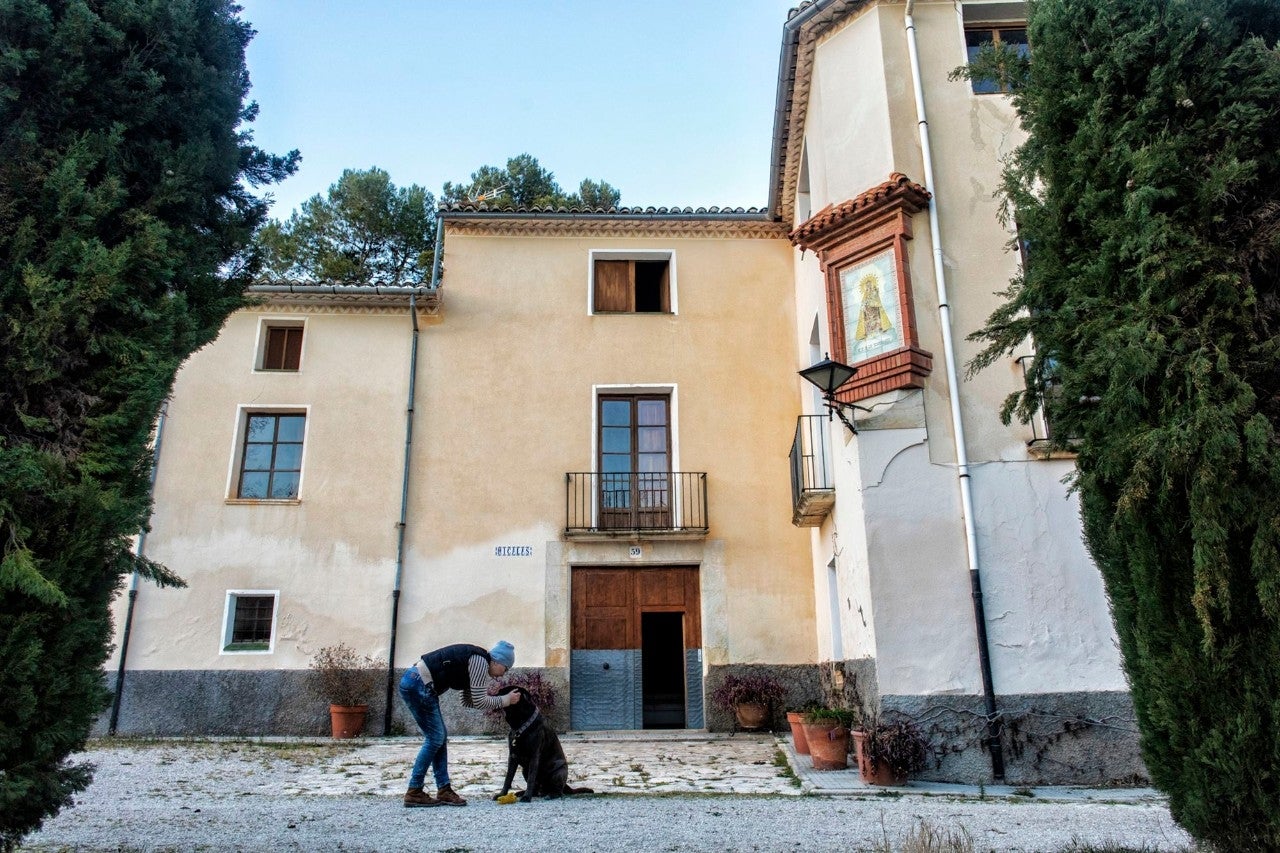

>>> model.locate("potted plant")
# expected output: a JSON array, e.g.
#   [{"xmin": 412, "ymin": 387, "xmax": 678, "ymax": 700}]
[
  {"xmin": 308, "ymin": 643, "xmax": 381, "ymax": 738},
  {"xmin": 710, "ymin": 672, "xmax": 788, "ymax": 731},
  {"xmin": 786, "ymin": 703, "xmax": 820, "ymax": 755},
  {"xmin": 802, "ymin": 706, "xmax": 858, "ymax": 770},
  {"xmin": 852, "ymin": 716, "xmax": 929, "ymax": 785}
]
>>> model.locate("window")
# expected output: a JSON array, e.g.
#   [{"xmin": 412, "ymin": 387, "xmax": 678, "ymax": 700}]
[
  {"xmin": 237, "ymin": 413, "xmax": 305, "ymax": 499},
  {"xmin": 965, "ymin": 25, "xmax": 1029, "ymax": 94},
  {"xmin": 599, "ymin": 395, "xmax": 671, "ymax": 528},
  {"xmin": 256, "ymin": 321, "xmax": 304, "ymax": 371},
  {"xmin": 591, "ymin": 252, "xmax": 673, "ymax": 313},
  {"xmin": 222, "ymin": 592, "xmax": 277, "ymax": 652}
]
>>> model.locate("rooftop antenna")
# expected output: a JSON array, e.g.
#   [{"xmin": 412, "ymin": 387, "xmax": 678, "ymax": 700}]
[{"xmin": 468, "ymin": 183, "xmax": 507, "ymax": 204}]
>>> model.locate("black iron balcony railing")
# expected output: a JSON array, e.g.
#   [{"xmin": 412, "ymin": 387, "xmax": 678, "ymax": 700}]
[
  {"xmin": 565, "ymin": 472, "xmax": 708, "ymax": 534},
  {"xmin": 790, "ymin": 414, "xmax": 835, "ymax": 527}
]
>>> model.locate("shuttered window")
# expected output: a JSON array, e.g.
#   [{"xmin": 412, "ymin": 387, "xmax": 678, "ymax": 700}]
[
  {"xmin": 592, "ymin": 257, "xmax": 671, "ymax": 313},
  {"xmin": 262, "ymin": 325, "xmax": 303, "ymax": 371}
]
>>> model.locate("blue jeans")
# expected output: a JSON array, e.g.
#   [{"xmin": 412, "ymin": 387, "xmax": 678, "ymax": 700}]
[{"xmin": 399, "ymin": 667, "xmax": 449, "ymax": 790}]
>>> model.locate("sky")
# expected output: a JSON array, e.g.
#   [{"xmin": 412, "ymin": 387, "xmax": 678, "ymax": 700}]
[{"xmin": 236, "ymin": 1, "xmax": 800, "ymax": 220}]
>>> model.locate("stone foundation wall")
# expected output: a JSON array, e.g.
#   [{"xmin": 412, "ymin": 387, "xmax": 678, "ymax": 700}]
[
  {"xmin": 881, "ymin": 690, "xmax": 1148, "ymax": 786},
  {"xmin": 97, "ymin": 667, "xmax": 569, "ymax": 738}
]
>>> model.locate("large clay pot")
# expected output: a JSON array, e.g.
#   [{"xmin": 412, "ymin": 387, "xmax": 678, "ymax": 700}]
[
  {"xmin": 787, "ymin": 711, "xmax": 810, "ymax": 755},
  {"xmin": 852, "ymin": 730, "xmax": 906, "ymax": 785},
  {"xmin": 329, "ymin": 703, "xmax": 369, "ymax": 739},
  {"xmin": 802, "ymin": 720, "xmax": 849, "ymax": 770},
  {"xmin": 734, "ymin": 702, "xmax": 769, "ymax": 731}
]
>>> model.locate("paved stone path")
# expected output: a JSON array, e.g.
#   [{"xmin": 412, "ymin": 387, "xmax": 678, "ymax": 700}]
[{"xmin": 20, "ymin": 734, "xmax": 1194, "ymax": 852}]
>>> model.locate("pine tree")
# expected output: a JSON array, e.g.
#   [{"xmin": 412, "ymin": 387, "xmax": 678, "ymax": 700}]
[
  {"xmin": 258, "ymin": 167, "xmax": 436, "ymax": 286},
  {"xmin": 0, "ymin": 1, "xmax": 297, "ymax": 846},
  {"xmin": 969, "ymin": 0, "xmax": 1280, "ymax": 848}
]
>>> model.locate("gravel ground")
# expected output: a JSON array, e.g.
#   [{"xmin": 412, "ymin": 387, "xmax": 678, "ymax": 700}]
[{"xmin": 20, "ymin": 739, "xmax": 1194, "ymax": 852}]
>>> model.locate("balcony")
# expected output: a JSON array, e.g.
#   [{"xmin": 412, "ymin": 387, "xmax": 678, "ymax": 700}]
[
  {"xmin": 790, "ymin": 414, "xmax": 835, "ymax": 527},
  {"xmin": 565, "ymin": 472, "xmax": 708, "ymax": 536}
]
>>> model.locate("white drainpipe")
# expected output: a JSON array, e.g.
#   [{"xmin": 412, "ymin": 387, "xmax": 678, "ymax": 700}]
[{"xmin": 904, "ymin": 0, "xmax": 1005, "ymax": 779}]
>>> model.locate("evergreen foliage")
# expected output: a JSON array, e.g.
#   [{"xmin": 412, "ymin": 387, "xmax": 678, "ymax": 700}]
[
  {"xmin": 258, "ymin": 167, "xmax": 436, "ymax": 285},
  {"xmin": 0, "ymin": 0, "xmax": 296, "ymax": 847},
  {"xmin": 441, "ymin": 152, "xmax": 621, "ymax": 209},
  {"xmin": 967, "ymin": 0, "xmax": 1280, "ymax": 848}
]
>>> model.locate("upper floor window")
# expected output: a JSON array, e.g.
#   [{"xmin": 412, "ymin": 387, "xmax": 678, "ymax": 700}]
[
  {"xmin": 237, "ymin": 412, "xmax": 305, "ymax": 499},
  {"xmin": 590, "ymin": 251, "xmax": 674, "ymax": 314},
  {"xmin": 965, "ymin": 25, "xmax": 1029, "ymax": 94},
  {"xmin": 257, "ymin": 321, "xmax": 304, "ymax": 371}
]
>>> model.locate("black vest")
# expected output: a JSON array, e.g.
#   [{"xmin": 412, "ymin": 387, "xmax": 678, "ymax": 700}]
[{"xmin": 420, "ymin": 644, "xmax": 490, "ymax": 696}]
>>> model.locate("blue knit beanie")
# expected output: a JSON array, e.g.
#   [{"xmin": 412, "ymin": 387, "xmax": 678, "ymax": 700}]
[{"xmin": 489, "ymin": 640, "xmax": 515, "ymax": 669}]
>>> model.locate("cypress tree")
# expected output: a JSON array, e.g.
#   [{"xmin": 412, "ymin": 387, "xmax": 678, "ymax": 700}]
[
  {"xmin": 969, "ymin": 0, "xmax": 1280, "ymax": 848},
  {"xmin": 0, "ymin": 1, "xmax": 296, "ymax": 846}
]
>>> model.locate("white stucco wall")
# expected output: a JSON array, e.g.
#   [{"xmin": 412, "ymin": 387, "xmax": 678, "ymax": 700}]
[{"xmin": 789, "ymin": 0, "xmax": 1124, "ymax": 699}]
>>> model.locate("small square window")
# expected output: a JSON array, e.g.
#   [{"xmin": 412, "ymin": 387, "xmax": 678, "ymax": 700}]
[
  {"xmin": 965, "ymin": 25, "xmax": 1029, "ymax": 94},
  {"xmin": 591, "ymin": 252, "xmax": 673, "ymax": 313},
  {"xmin": 237, "ymin": 412, "xmax": 305, "ymax": 499},
  {"xmin": 257, "ymin": 322, "xmax": 304, "ymax": 371},
  {"xmin": 223, "ymin": 592, "xmax": 277, "ymax": 653}
]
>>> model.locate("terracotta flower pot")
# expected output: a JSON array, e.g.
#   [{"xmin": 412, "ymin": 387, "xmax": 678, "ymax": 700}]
[
  {"xmin": 329, "ymin": 703, "xmax": 369, "ymax": 739},
  {"xmin": 852, "ymin": 730, "xmax": 906, "ymax": 785},
  {"xmin": 786, "ymin": 711, "xmax": 810, "ymax": 755},
  {"xmin": 802, "ymin": 720, "xmax": 849, "ymax": 770},
  {"xmin": 734, "ymin": 701, "xmax": 769, "ymax": 731}
]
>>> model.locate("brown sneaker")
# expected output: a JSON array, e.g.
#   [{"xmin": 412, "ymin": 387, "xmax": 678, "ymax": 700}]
[
  {"xmin": 435, "ymin": 784, "xmax": 467, "ymax": 806},
  {"xmin": 403, "ymin": 787, "xmax": 439, "ymax": 808}
]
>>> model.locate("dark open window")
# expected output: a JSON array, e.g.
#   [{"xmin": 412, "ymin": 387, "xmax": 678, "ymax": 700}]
[
  {"xmin": 965, "ymin": 25, "xmax": 1029, "ymax": 94},
  {"xmin": 262, "ymin": 325, "xmax": 303, "ymax": 371},
  {"xmin": 593, "ymin": 258, "xmax": 671, "ymax": 313},
  {"xmin": 225, "ymin": 594, "xmax": 275, "ymax": 651},
  {"xmin": 237, "ymin": 413, "xmax": 305, "ymax": 499},
  {"xmin": 599, "ymin": 395, "xmax": 671, "ymax": 528}
]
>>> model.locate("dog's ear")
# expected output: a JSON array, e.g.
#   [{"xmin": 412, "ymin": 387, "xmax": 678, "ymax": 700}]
[
  {"xmin": 518, "ymin": 686, "xmax": 532, "ymax": 700},
  {"xmin": 498, "ymin": 684, "xmax": 519, "ymax": 696}
]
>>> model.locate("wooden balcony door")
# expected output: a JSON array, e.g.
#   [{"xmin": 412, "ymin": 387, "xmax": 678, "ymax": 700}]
[{"xmin": 599, "ymin": 395, "xmax": 671, "ymax": 530}]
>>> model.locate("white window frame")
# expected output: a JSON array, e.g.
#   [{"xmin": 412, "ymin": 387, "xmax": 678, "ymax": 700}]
[
  {"xmin": 225, "ymin": 405, "xmax": 311, "ymax": 503},
  {"xmin": 220, "ymin": 590, "xmax": 279, "ymax": 655},
  {"xmin": 253, "ymin": 316, "xmax": 307, "ymax": 373},
  {"xmin": 587, "ymin": 249, "xmax": 678, "ymax": 315},
  {"xmin": 590, "ymin": 383, "xmax": 682, "ymax": 529}
]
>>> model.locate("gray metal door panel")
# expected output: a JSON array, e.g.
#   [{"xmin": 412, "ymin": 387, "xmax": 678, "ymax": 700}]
[
  {"xmin": 570, "ymin": 649, "xmax": 641, "ymax": 730},
  {"xmin": 685, "ymin": 648, "xmax": 705, "ymax": 729}
]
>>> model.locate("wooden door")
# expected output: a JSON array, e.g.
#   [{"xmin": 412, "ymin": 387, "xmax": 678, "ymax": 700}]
[{"xmin": 570, "ymin": 567, "xmax": 701, "ymax": 730}]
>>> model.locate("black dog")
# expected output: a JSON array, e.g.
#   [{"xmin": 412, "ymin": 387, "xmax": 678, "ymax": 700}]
[{"xmin": 492, "ymin": 685, "xmax": 594, "ymax": 802}]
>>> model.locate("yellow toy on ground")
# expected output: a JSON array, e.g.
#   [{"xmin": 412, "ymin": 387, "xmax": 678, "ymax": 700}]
[{"xmin": 496, "ymin": 792, "xmax": 518, "ymax": 805}]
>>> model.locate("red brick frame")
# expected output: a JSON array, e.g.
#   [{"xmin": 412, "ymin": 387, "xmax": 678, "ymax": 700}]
[{"xmin": 790, "ymin": 173, "xmax": 934, "ymax": 402}]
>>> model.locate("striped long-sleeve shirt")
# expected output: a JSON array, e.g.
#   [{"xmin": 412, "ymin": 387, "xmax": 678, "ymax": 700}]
[{"xmin": 460, "ymin": 654, "xmax": 507, "ymax": 711}]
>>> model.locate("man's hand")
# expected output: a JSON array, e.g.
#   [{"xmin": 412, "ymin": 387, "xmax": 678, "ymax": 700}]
[{"xmin": 504, "ymin": 691, "xmax": 522, "ymax": 707}]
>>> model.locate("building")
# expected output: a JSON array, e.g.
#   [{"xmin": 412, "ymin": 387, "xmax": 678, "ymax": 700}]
[{"xmin": 103, "ymin": 0, "xmax": 1144, "ymax": 784}]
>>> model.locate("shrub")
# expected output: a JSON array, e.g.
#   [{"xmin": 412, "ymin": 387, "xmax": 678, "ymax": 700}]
[
  {"xmin": 710, "ymin": 672, "xmax": 788, "ymax": 712},
  {"xmin": 862, "ymin": 718, "xmax": 929, "ymax": 778},
  {"xmin": 308, "ymin": 644, "xmax": 380, "ymax": 707},
  {"xmin": 486, "ymin": 670, "xmax": 558, "ymax": 720},
  {"xmin": 803, "ymin": 706, "xmax": 860, "ymax": 728}
]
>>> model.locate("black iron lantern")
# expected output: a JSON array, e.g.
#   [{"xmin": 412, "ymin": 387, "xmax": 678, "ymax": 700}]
[{"xmin": 799, "ymin": 355, "xmax": 861, "ymax": 435}]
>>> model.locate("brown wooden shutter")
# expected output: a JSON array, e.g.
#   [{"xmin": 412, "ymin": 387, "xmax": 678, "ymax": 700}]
[
  {"xmin": 264, "ymin": 326, "xmax": 303, "ymax": 370},
  {"xmin": 658, "ymin": 262, "xmax": 671, "ymax": 313},
  {"xmin": 594, "ymin": 260, "xmax": 633, "ymax": 312}
]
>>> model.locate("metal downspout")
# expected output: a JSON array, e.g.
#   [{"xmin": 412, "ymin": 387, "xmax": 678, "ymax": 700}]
[
  {"xmin": 383, "ymin": 220, "xmax": 441, "ymax": 734},
  {"xmin": 904, "ymin": 0, "xmax": 1005, "ymax": 779},
  {"xmin": 108, "ymin": 399, "xmax": 169, "ymax": 735}
]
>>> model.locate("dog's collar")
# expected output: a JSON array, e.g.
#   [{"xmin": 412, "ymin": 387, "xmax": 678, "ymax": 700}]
[{"xmin": 510, "ymin": 708, "xmax": 541, "ymax": 739}]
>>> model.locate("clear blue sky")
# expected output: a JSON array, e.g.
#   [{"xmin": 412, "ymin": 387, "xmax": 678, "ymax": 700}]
[{"xmin": 237, "ymin": 1, "xmax": 799, "ymax": 219}]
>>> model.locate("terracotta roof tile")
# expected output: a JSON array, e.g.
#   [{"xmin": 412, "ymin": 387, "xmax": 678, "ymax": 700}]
[{"xmin": 788, "ymin": 173, "xmax": 931, "ymax": 247}]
